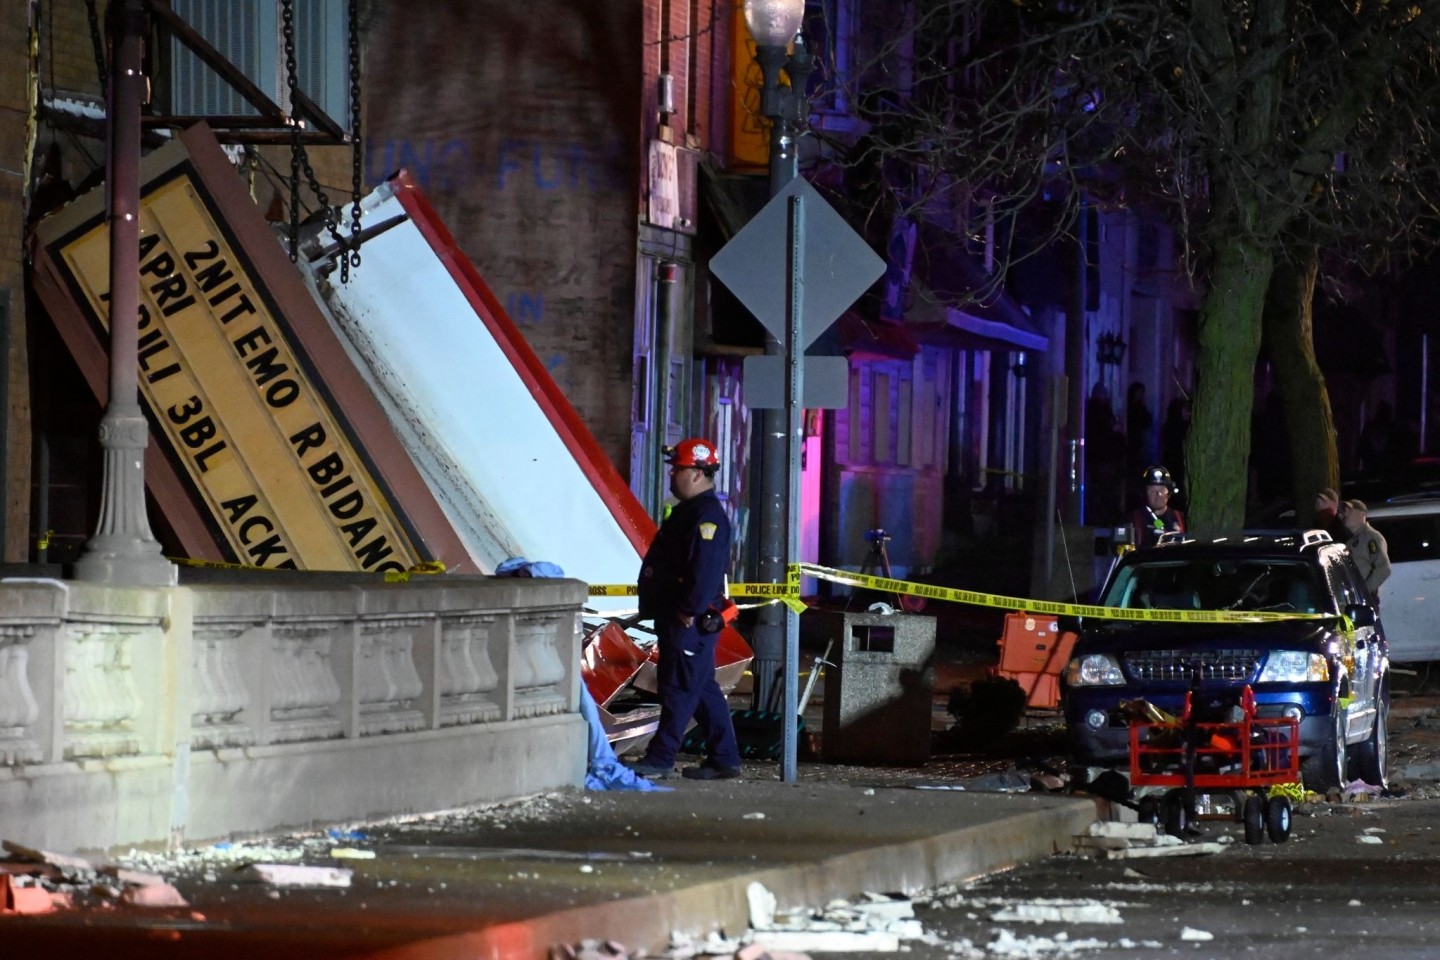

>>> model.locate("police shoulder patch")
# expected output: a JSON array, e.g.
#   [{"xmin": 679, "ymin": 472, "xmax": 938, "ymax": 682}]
[
  {"xmin": 698, "ymin": 522, "xmax": 717, "ymax": 541},
  {"xmin": 1369, "ymin": 539, "xmax": 1378, "ymax": 554}
]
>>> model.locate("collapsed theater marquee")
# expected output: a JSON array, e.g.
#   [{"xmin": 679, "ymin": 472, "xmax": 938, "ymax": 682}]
[{"xmin": 31, "ymin": 124, "xmax": 472, "ymax": 573}]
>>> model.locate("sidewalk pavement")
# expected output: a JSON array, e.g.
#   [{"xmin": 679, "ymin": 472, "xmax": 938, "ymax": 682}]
[{"xmin": 1, "ymin": 776, "xmax": 1097, "ymax": 960}]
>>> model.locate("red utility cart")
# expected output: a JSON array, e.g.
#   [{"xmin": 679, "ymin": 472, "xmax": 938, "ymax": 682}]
[{"xmin": 1127, "ymin": 685, "xmax": 1300, "ymax": 844}]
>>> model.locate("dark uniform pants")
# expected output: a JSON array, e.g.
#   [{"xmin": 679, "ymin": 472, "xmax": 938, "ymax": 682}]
[{"xmin": 644, "ymin": 617, "xmax": 741, "ymax": 768}]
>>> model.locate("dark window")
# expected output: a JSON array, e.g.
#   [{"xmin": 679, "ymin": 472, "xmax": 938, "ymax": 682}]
[{"xmin": 170, "ymin": 0, "xmax": 351, "ymax": 129}]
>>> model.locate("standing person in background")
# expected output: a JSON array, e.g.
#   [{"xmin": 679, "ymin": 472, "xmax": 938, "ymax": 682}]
[
  {"xmin": 1313, "ymin": 488, "xmax": 1348, "ymax": 541},
  {"xmin": 1160, "ymin": 397, "xmax": 1191, "ymax": 509},
  {"xmin": 1085, "ymin": 384, "xmax": 1126, "ymax": 524},
  {"xmin": 1341, "ymin": 500, "xmax": 1392, "ymax": 607},
  {"xmin": 1126, "ymin": 382, "xmax": 1155, "ymax": 493},
  {"xmin": 1358, "ymin": 401, "xmax": 1398, "ymax": 476},
  {"xmin": 626, "ymin": 438, "xmax": 742, "ymax": 781},
  {"xmin": 1130, "ymin": 465, "xmax": 1186, "ymax": 548}
]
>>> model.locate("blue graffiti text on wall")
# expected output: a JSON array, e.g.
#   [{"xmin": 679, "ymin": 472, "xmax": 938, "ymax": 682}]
[
  {"xmin": 368, "ymin": 138, "xmax": 624, "ymax": 193},
  {"xmin": 507, "ymin": 292, "xmax": 544, "ymax": 326}
]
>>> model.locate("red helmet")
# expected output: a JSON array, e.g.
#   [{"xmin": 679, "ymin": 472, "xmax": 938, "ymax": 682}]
[{"xmin": 664, "ymin": 437, "xmax": 720, "ymax": 469}]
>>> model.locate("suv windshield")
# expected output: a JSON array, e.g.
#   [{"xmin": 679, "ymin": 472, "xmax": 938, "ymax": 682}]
[{"xmin": 1103, "ymin": 558, "xmax": 1330, "ymax": 613}]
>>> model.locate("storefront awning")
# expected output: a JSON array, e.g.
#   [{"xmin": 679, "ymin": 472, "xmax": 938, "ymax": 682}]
[
  {"xmin": 832, "ymin": 310, "xmax": 920, "ymax": 360},
  {"xmin": 905, "ymin": 224, "xmax": 1049, "ymax": 353}
]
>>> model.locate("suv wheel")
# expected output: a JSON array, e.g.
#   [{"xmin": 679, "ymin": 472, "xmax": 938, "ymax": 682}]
[
  {"xmin": 1303, "ymin": 708, "xmax": 1347, "ymax": 794},
  {"xmin": 1350, "ymin": 678, "xmax": 1390, "ymax": 788}
]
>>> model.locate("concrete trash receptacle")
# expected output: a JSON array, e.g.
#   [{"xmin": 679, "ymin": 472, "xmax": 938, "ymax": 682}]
[{"xmin": 818, "ymin": 611, "xmax": 936, "ymax": 765}]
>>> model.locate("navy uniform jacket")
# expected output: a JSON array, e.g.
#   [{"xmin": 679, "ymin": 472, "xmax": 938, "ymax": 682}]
[{"xmin": 638, "ymin": 489, "xmax": 731, "ymax": 621}]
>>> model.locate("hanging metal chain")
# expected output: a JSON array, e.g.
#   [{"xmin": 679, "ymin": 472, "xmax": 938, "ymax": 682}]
[
  {"xmin": 346, "ymin": 0, "xmax": 364, "ymax": 277},
  {"xmin": 85, "ymin": 0, "xmax": 107, "ymax": 94},
  {"xmin": 281, "ymin": 0, "xmax": 349, "ymax": 275},
  {"xmin": 283, "ymin": 0, "xmax": 301, "ymax": 262}
]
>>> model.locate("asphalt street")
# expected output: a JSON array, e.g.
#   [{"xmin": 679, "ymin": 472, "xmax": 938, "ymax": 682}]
[{"xmin": 804, "ymin": 687, "xmax": 1440, "ymax": 960}]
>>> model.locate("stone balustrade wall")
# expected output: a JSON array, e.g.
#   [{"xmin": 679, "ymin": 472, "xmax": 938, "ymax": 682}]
[{"xmin": 0, "ymin": 575, "xmax": 587, "ymax": 852}]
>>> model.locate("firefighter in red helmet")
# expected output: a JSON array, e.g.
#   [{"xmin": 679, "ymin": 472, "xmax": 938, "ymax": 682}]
[{"xmin": 626, "ymin": 437, "xmax": 742, "ymax": 780}]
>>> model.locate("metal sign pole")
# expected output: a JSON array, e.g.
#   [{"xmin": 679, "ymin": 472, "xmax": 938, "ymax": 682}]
[{"xmin": 781, "ymin": 194, "xmax": 805, "ymax": 783}]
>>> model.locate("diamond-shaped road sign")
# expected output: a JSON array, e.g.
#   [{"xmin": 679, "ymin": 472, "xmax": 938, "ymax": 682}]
[{"xmin": 710, "ymin": 177, "xmax": 885, "ymax": 351}]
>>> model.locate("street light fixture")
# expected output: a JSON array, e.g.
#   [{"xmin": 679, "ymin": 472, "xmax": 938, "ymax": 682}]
[
  {"xmin": 743, "ymin": 0, "xmax": 804, "ymax": 46},
  {"xmin": 743, "ymin": 0, "xmax": 814, "ymax": 199},
  {"xmin": 742, "ymin": 0, "xmax": 814, "ymax": 713},
  {"xmin": 1096, "ymin": 331, "xmax": 1127, "ymax": 367}
]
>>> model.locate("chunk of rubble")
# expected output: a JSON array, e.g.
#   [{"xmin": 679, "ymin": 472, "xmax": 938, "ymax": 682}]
[
  {"xmin": 744, "ymin": 882, "xmax": 924, "ymax": 952},
  {"xmin": 1073, "ymin": 821, "xmax": 1225, "ymax": 859},
  {"xmin": 749, "ymin": 929, "xmax": 899, "ymax": 952},
  {"xmin": 234, "ymin": 863, "xmax": 353, "ymax": 887},
  {"xmin": 119, "ymin": 882, "xmax": 189, "ymax": 907},
  {"xmin": 734, "ymin": 943, "xmax": 810, "ymax": 960},
  {"xmin": 657, "ymin": 929, "xmax": 743, "ymax": 958},
  {"xmin": 101, "ymin": 865, "xmax": 167, "ymax": 886},
  {"xmin": 2, "ymin": 840, "xmax": 98, "ymax": 875},
  {"xmin": 987, "ymin": 928, "xmax": 1109, "ymax": 957},
  {"xmin": 1, "ymin": 874, "xmax": 65, "ymax": 915},
  {"xmin": 549, "ymin": 939, "xmax": 631, "ymax": 960},
  {"xmin": 990, "ymin": 901, "xmax": 1123, "ymax": 925}
]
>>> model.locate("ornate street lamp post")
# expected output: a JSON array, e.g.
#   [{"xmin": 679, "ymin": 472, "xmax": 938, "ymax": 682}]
[
  {"xmin": 742, "ymin": 0, "xmax": 814, "ymax": 712},
  {"xmin": 75, "ymin": 0, "xmax": 176, "ymax": 586}
]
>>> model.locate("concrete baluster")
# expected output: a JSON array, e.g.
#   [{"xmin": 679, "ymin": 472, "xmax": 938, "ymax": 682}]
[
  {"xmin": 357, "ymin": 619, "xmax": 425, "ymax": 736},
  {"xmin": 526, "ymin": 614, "xmax": 568, "ymax": 687},
  {"xmin": 64, "ymin": 626, "xmax": 142, "ymax": 758},
  {"xmin": 391, "ymin": 628, "xmax": 424, "ymax": 704},
  {"xmin": 191, "ymin": 624, "xmax": 253, "ymax": 748},
  {"xmin": 439, "ymin": 615, "xmax": 501, "ymax": 726},
  {"xmin": 512, "ymin": 613, "xmax": 567, "ymax": 717},
  {"xmin": 470, "ymin": 618, "xmax": 500, "ymax": 695},
  {"xmin": 268, "ymin": 625, "xmax": 342, "ymax": 743},
  {"xmin": 0, "ymin": 627, "xmax": 41, "ymax": 765},
  {"xmin": 439, "ymin": 618, "xmax": 478, "ymax": 697},
  {"xmin": 509, "ymin": 615, "xmax": 538, "ymax": 692}
]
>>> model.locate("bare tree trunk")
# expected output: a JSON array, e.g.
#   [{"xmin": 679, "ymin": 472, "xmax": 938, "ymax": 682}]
[
  {"xmin": 1185, "ymin": 236, "xmax": 1273, "ymax": 532},
  {"xmin": 1263, "ymin": 243, "xmax": 1339, "ymax": 527}
]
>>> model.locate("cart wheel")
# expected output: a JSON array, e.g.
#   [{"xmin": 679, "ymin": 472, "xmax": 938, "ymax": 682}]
[
  {"xmin": 1137, "ymin": 796, "xmax": 1160, "ymax": 827},
  {"xmin": 1243, "ymin": 795, "xmax": 1265, "ymax": 845},
  {"xmin": 1231, "ymin": 791, "xmax": 1248, "ymax": 823},
  {"xmin": 1162, "ymin": 795, "xmax": 1187, "ymax": 837},
  {"xmin": 1266, "ymin": 795, "xmax": 1293, "ymax": 843}
]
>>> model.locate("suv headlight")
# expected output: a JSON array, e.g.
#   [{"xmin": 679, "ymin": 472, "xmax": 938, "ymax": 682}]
[
  {"xmin": 1064, "ymin": 653, "xmax": 1124, "ymax": 686},
  {"xmin": 1258, "ymin": 651, "xmax": 1329, "ymax": 683}
]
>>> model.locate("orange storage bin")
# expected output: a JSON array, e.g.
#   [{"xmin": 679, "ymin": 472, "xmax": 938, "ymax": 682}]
[{"xmin": 995, "ymin": 612, "xmax": 1076, "ymax": 710}]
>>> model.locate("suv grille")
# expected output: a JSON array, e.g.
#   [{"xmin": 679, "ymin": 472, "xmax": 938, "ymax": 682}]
[{"xmin": 1124, "ymin": 649, "xmax": 1261, "ymax": 682}]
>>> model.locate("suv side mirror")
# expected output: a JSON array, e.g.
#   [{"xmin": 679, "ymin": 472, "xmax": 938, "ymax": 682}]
[{"xmin": 1345, "ymin": 604, "xmax": 1377, "ymax": 629}]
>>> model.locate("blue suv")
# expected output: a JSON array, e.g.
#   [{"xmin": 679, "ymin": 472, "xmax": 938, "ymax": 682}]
[{"xmin": 1060, "ymin": 531, "xmax": 1388, "ymax": 793}]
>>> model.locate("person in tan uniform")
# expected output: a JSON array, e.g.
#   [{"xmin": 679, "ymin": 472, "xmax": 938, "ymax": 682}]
[{"xmin": 1341, "ymin": 499, "xmax": 1392, "ymax": 606}]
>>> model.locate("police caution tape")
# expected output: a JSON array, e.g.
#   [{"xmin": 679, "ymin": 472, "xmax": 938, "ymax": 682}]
[
  {"xmin": 795, "ymin": 563, "xmax": 1330, "ymax": 624},
  {"xmin": 587, "ymin": 581, "xmax": 807, "ymax": 612},
  {"xmin": 588, "ymin": 563, "xmax": 1333, "ymax": 625}
]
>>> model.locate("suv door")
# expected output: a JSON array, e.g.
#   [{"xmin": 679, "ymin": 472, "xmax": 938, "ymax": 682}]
[{"xmin": 1327, "ymin": 549, "xmax": 1379, "ymax": 739}]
